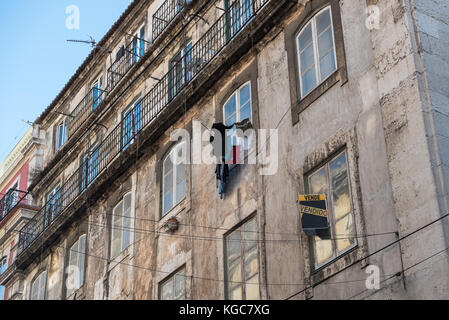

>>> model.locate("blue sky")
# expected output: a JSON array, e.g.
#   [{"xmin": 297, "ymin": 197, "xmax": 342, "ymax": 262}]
[{"xmin": 0, "ymin": 0, "xmax": 132, "ymax": 163}]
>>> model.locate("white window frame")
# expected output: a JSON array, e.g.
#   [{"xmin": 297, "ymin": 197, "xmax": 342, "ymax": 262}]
[
  {"xmin": 46, "ymin": 183, "xmax": 61, "ymax": 222},
  {"xmin": 91, "ymin": 75, "xmax": 103, "ymax": 110},
  {"xmin": 30, "ymin": 271, "xmax": 47, "ymax": 300},
  {"xmin": 222, "ymin": 81, "xmax": 253, "ymax": 164},
  {"xmin": 66, "ymin": 234, "xmax": 87, "ymax": 297},
  {"xmin": 306, "ymin": 150, "xmax": 357, "ymax": 270},
  {"xmin": 56, "ymin": 119, "xmax": 68, "ymax": 151},
  {"xmin": 110, "ymin": 193, "xmax": 132, "ymax": 260},
  {"xmin": 131, "ymin": 23, "xmax": 146, "ymax": 64},
  {"xmin": 162, "ymin": 142, "xmax": 187, "ymax": 216},
  {"xmin": 296, "ymin": 6, "xmax": 338, "ymax": 98}
]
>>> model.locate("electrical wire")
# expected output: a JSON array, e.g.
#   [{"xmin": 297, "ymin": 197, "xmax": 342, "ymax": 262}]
[
  {"xmin": 3, "ymin": 215, "xmax": 449, "ymax": 294},
  {"xmin": 284, "ymin": 211, "xmax": 449, "ymax": 300}
]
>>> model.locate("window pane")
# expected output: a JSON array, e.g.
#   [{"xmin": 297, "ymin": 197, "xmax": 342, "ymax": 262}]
[
  {"xmin": 176, "ymin": 162, "xmax": 186, "ymax": 186},
  {"xmin": 39, "ymin": 272, "xmax": 47, "ymax": 300},
  {"xmin": 174, "ymin": 270, "xmax": 186, "ymax": 300},
  {"xmin": 301, "ymin": 68, "xmax": 317, "ymax": 97},
  {"xmin": 245, "ymin": 275, "xmax": 260, "ymax": 300},
  {"xmin": 298, "ymin": 24, "xmax": 313, "ymax": 51},
  {"xmin": 335, "ymin": 213, "xmax": 356, "ymax": 252},
  {"xmin": 78, "ymin": 235, "xmax": 86, "ymax": 288},
  {"xmin": 240, "ymin": 103, "xmax": 251, "ymax": 122},
  {"xmin": 163, "ymin": 191, "xmax": 173, "ymax": 215},
  {"xmin": 230, "ymin": 286, "xmax": 242, "ymax": 300},
  {"xmin": 244, "ymin": 246, "xmax": 258, "ymax": 280},
  {"xmin": 330, "ymin": 153, "xmax": 351, "ymax": 220},
  {"xmin": 239, "ymin": 84, "xmax": 251, "ymax": 107},
  {"xmin": 122, "ymin": 194, "xmax": 132, "ymax": 250},
  {"xmin": 225, "ymin": 95, "xmax": 237, "ymax": 124},
  {"xmin": 300, "ymin": 45, "xmax": 315, "ymax": 73},
  {"xmin": 314, "ymin": 237, "xmax": 333, "ymax": 265},
  {"xmin": 316, "ymin": 8, "xmax": 331, "ymax": 35},
  {"xmin": 320, "ymin": 50, "xmax": 336, "ymax": 80},
  {"xmin": 163, "ymin": 155, "xmax": 173, "ymax": 174},
  {"xmin": 164, "ymin": 170, "xmax": 173, "ymax": 194},
  {"xmin": 111, "ymin": 203, "xmax": 122, "ymax": 259},
  {"xmin": 31, "ymin": 278, "xmax": 39, "ymax": 300},
  {"xmin": 161, "ymin": 280, "xmax": 173, "ymax": 300},
  {"xmin": 318, "ymin": 28, "xmax": 334, "ymax": 58},
  {"xmin": 228, "ymin": 257, "xmax": 242, "ymax": 287},
  {"xmin": 227, "ymin": 231, "xmax": 241, "ymax": 262},
  {"xmin": 309, "ymin": 168, "xmax": 327, "ymax": 195},
  {"xmin": 176, "ymin": 180, "xmax": 186, "ymax": 204}
]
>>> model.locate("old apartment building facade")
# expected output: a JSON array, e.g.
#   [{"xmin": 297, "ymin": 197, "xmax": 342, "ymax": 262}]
[{"xmin": 0, "ymin": 0, "xmax": 448, "ymax": 300}]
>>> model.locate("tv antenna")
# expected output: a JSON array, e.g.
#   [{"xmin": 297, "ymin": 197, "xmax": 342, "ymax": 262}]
[{"xmin": 66, "ymin": 36, "xmax": 112, "ymax": 53}]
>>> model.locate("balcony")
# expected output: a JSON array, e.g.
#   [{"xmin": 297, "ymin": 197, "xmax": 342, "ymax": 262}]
[
  {"xmin": 17, "ymin": 0, "xmax": 279, "ymax": 256},
  {"xmin": 107, "ymin": 35, "xmax": 149, "ymax": 94},
  {"xmin": 67, "ymin": 87, "xmax": 106, "ymax": 139},
  {"xmin": 152, "ymin": 0, "xmax": 187, "ymax": 42},
  {"xmin": 0, "ymin": 189, "xmax": 30, "ymax": 223}
]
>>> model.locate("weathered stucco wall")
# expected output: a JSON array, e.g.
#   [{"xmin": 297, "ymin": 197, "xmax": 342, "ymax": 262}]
[{"xmin": 9, "ymin": 0, "xmax": 449, "ymax": 300}]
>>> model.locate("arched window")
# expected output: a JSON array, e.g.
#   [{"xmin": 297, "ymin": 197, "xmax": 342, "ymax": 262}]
[
  {"xmin": 223, "ymin": 81, "xmax": 252, "ymax": 164},
  {"xmin": 162, "ymin": 142, "xmax": 187, "ymax": 216},
  {"xmin": 296, "ymin": 6, "xmax": 337, "ymax": 98},
  {"xmin": 66, "ymin": 234, "xmax": 87, "ymax": 297},
  {"xmin": 30, "ymin": 271, "xmax": 47, "ymax": 300},
  {"xmin": 111, "ymin": 193, "xmax": 132, "ymax": 259}
]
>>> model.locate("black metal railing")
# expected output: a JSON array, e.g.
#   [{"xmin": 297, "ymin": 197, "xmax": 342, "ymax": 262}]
[
  {"xmin": 152, "ymin": 0, "xmax": 186, "ymax": 42},
  {"xmin": 18, "ymin": 0, "xmax": 268, "ymax": 255},
  {"xmin": 67, "ymin": 87, "xmax": 106, "ymax": 139},
  {"xmin": 0, "ymin": 189, "xmax": 29, "ymax": 223},
  {"xmin": 107, "ymin": 36, "xmax": 149, "ymax": 93}
]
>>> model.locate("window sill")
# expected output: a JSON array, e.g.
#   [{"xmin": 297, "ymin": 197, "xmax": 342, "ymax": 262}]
[
  {"xmin": 108, "ymin": 246, "xmax": 132, "ymax": 272},
  {"xmin": 306, "ymin": 244, "xmax": 363, "ymax": 299},
  {"xmin": 291, "ymin": 67, "xmax": 348, "ymax": 126},
  {"xmin": 158, "ymin": 198, "xmax": 187, "ymax": 232}
]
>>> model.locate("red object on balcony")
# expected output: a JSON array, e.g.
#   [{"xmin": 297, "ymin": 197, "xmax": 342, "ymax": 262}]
[{"xmin": 232, "ymin": 145, "xmax": 241, "ymax": 165}]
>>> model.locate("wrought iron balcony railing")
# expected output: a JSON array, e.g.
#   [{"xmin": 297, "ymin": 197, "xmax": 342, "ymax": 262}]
[
  {"xmin": 152, "ymin": 0, "xmax": 186, "ymax": 42},
  {"xmin": 0, "ymin": 189, "xmax": 29, "ymax": 223},
  {"xmin": 67, "ymin": 87, "xmax": 106, "ymax": 139},
  {"xmin": 107, "ymin": 35, "xmax": 149, "ymax": 94},
  {"xmin": 18, "ymin": 0, "xmax": 268, "ymax": 255}
]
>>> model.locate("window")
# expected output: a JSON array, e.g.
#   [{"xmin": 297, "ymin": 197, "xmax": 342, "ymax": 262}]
[
  {"xmin": 5, "ymin": 180, "xmax": 19, "ymax": 213},
  {"xmin": 56, "ymin": 119, "xmax": 68, "ymax": 151},
  {"xmin": 66, "ymin": 234, "xmax": 86, "ymax": 297},
  {"xmin": 121, "ymin": 98, "xmax": 143, "ymax": 150},
  {"xmin": 225, "ymin": 0, "xmax": 254, "ymax": 40},
  {"xmin": 30, "ymin": 271, "xmax": 47, "ymax": 300},
  {"xmin": 111, "ymin": 193, "xmax": 132, "ymax": 260},
  {"xmin": 162, "ymin": 142, "xmax": 187, "ymax": 216},
  {"xmin": 44, "ymin": 184, "xmax": 61, "ymax": 228},
  {"xmin": 80, "ymin": 144, "xmax": 99, "ymax": 191},
  {"xmin": 306, "ymin": 150, "xmax": 356, "ymax": 269},
  {"xmin": 131, "ymin": 25, "xmax": 146, "ymax": 65},
  {"xmin": 92, "ymin": 76, "xmax": 103, "ymax": 110},
  {"xmin": 159, "ymin": 268, "xmax": 186, "ymax": 300},
  {"xmin": 225, "ymin": 218, "xmax": 259, "ymax": 300},
  {"xmin": 296, "ymin": 6, "xmax": 337, "ymax": 98},
  {"xmin": 223, "ymin": 82, "xmax": 252, "ymax": 164},
  {"xmin": 168, "ymin": 41, "xmax": 193, "ymax": 100},
  {"xmin": 0, "ymin": 257, "xmax": 7, "ymax": 300}
]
